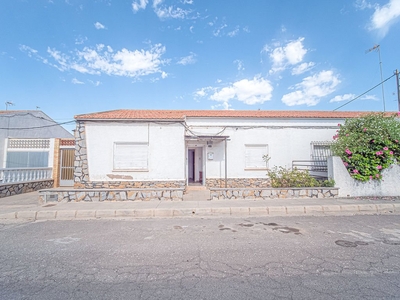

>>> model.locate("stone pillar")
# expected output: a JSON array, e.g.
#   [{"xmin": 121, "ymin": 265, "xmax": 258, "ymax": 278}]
[{"xmin": 74, "ymin": 121, "xmax": 90, "ymax": 188}]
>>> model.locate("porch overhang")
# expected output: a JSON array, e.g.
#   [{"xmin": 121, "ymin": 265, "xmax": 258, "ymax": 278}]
[
  {"xmin": 185, "ymin": 135, "xmax": 230, "ymax": 188},
  {"xmin": 185, "ymin": 135, "xmax": 230, "ymax": 141}
]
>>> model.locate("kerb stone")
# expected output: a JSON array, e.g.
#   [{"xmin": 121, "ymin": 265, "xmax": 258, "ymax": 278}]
[
  {"xmin": 56, "ymin": 210, "xmax": 77, "ymax": 219},
  {"xmin": 36, "ymin": 211, "xmax": 56, "ymax": 220},
  {"xmin": 268, "ymin": 206, "xmax": 287, "ymax": 215},
  {"xmin": 249, "ymin": 207, "xmax": 269, "ymax": 216},
  {"xmin": 95, "ymin": 210, "xmax": 116, "ymax": 218},
  {"xmin": 17, "ymin": 211, "xmax": 37, "ymax": 220},
  {"xmin": 230, "ymin": 207, "xmax": 249, "ymax": 216},
  {"xmin": 286, "ymin": 206, "xmax": 305, "ymax": 215}
]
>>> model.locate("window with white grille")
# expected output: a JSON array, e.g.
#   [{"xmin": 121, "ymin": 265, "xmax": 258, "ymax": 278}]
[
  {"xmin": 6, "ymin": 139, "xmax": 51, "ymax": 168},
  {"xmin": 113, "ymin": 142, "xmax": 148, "ymax": 171},
  {"xmin": 245, "ymin": 144, "xmax": 268, "ymax": 169}
]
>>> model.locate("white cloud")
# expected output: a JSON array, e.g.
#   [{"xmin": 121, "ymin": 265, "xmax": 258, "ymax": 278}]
[
  {"xmin": 329, "ymin": 93, "xmax": 356, "ymax": 103},
  {"xmin": 75, "ymin": 35, "xmax": 88, "ymax": 45},
  {"xmin": 213, "ymin": 23, "xmax": 227, "ymax": 36},
  {"xmin": 182, "ymin": 0, "xmax": 193, "ymax": 4},
  {"xmin": 94, "ymin": 22, "xmax": 106, "ymax": 29},
  {"xmin": 152, "ymin": 0, "xmax": 190, "ymax": 19},
  {"xmin": 291, "ymin": 62, "xmax": 315, "ymax": 75},
  {"xmin": 234, "ymin": 59, "xmax": 244, "ymax": 71},
  {"xmin": 211, "ymin": 102, "xmax": 231, "ymax": 110},
  {"xmin": 227, "ymin": 26, "xmax": 240, "ymax": 37},
  {"xmin": 209, "ymin": 76, "xmax": 273, "ymax": 106},
  {"xmin": 71, "ymin": 78, "xmax": 84, "ymax": 84},
  {"xmin": 194, "ymin": 86, "xmax": 214, "ymax": 98},
  {"xmin": 177, "ymin": 52, "xmax": 196, "ymax": 65},
  {"xmin": 369, "ymin": 0, "xmax": 400, "ymax": 36},
  {"xmin": 282, "ymin": 70, "xmax": 341, "ymax": 106},
  {"xmin": 355, "ymin": 0, "xmax": 375, "ymax": 10},
  {"xmin": 264, "ymin": 37, "xmax": 307, "ymax": 73},
  {"xmin": 88, "ymin": 80, "xmax": 102, "ymax": 86},
  {"xmin": 132, "ymin": 0, "xmax": 148, "ymax": 12},
  {"xmin": 23, "ymin": 44, "xmax": 168, "ymax": 79},
  {"xmin": 361, "ymin": 94, "xmax": 379, "ymax": 101},
  {"xmin": 19, "ymin": 45, "xmax": 38, "ymax": 57}
]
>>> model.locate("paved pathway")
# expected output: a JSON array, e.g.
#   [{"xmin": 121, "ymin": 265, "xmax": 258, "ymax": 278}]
[{"xmin": 0, "ymin": 191, "xmax": 399, "ymax": 221}]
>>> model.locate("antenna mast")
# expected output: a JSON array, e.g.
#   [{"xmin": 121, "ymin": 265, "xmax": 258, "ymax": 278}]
[
  {"xmin": 5, "ymin": 101, "xmax": 14, "ymax": 111},
  {"xmin": 366, "ymin": 44, "xmax": 385, "ymax": 111}
]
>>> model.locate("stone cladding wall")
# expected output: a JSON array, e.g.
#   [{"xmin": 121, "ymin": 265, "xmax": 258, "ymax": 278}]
[
  {"xmin": 0, "ymin": 180, "xmax": 53, "ymax": 198},
  {"xmin": 77, "ymin": 180, "xmax": 186, "ymax": 189},
  {"xmin": 39, "ymin": 188, "xmax": 184, "ymax": 203},
  {"xmin": 74, "ymin": 121, "xmax": 89, "ymax": 188},
  {"xmin": 206, "ymin": 178, "xmax": 271, "ymax": 188},
  {"xmin": 210, "ymin": 188, "xmax": 339, "ymax": 200}
]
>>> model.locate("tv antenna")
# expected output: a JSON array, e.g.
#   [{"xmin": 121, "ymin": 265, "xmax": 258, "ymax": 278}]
[
  {"xmin": 366, "ymin": 44, "xmax": 385, "ymax": 111},
  {"xmin": 5, "ymin": 101, "xmax": 14, "ymax": 110}
]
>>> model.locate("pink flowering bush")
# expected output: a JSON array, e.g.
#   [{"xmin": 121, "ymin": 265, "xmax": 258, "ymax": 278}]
[{"xmin": 331, "ymin": 113, "xmax": 400, "ymax": 181}]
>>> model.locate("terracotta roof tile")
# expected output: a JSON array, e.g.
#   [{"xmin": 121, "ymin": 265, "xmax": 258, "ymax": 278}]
[{"xmin": 75, "ymin": 109, "xmax": 398, "ymax": 120}]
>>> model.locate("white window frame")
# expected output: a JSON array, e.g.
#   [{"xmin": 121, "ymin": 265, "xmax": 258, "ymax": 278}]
[
  {"xmin": 244, "ymin": 144, "xmax": 268, "ymax": 170},
  {"xmin": 5, "ymin": 138, "xmax": 52, "ymax": 168},
  {"xmin": 113, "ymin": 142, "xmax": 148, "ymax": 171}
]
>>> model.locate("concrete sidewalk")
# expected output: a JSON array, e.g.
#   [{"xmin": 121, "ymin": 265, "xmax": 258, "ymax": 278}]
[{"xmin": 1, "ymin": 191, "xmax": 399, "ymax": 221}]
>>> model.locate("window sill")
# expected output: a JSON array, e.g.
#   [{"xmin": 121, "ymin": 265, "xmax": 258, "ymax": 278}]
[{"xmin": 244, "ymin": 168, "xmax": 269, "ymax": 171}]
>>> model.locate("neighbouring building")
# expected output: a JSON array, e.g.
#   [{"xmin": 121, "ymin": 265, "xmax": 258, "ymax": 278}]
[
  {"xmin": 74, "ymin": 109, "xmax": 376, "ymax": 190},
  {"xmin": 0, "ymin": 110, "xmax": 74, "ymax": 197}
]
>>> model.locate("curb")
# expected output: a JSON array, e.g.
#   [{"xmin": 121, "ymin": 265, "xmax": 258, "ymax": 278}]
[{"xmin": 1, "ymin": 204, "xmax": 399, "ymax": 221}]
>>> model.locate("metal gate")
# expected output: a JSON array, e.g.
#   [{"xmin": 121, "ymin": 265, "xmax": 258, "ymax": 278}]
[{"xmin": 60, "ymin": 148, "xmax": 74, "ymax": 186}]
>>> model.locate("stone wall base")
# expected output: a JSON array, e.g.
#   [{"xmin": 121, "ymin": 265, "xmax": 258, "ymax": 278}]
[
  {"xmin": 39, "ymin": 188, "xmax": 185, "ymax": 203},
  {"xmin": 0, "ymin": 180, "xmax": 54, "ymax": 198},
  {"xmin": 74, "ymin": 180, "xmax": 186, "ymax": 189},
  {"xmin": 206, "ymin": 178, "xmax": 271, "ymax": 188},
  {"xmin": 210, "ymin": 187, "xmax": 339, "ymax": 200}
]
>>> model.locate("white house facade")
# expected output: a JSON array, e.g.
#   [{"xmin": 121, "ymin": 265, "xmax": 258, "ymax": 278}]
[{"xmin": 74, "ymin": 110, "xmax": 372, "ymax": 189}]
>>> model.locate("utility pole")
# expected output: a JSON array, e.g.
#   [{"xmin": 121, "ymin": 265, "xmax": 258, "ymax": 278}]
[
  {"xmin": 366, "ymin": 44, "xmax": 385, "ymax": 111},
  {"xmin": 396, "ymin": 69, "xmax": 400, "ymax": 111}
]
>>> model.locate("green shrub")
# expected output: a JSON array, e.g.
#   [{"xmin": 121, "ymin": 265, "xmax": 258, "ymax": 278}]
[
  {"xmin": 266, "ymin": 166, "xmax": 335, "ymax": 188},
  {"xmin": 331, "ymin": 113, "xmax": 400, "ymax": 181}
]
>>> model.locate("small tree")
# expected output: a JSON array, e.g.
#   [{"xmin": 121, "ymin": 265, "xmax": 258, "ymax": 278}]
[{"xmin": 331, "ymin": 112, "xmax": 400, "ymax": 181}]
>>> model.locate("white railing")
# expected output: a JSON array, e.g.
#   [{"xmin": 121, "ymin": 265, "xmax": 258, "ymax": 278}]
[{"xmin": 0, "ymin": 167, "xmax": 53, "ymax": 184}]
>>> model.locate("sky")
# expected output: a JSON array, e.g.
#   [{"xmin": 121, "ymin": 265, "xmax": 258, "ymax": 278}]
[{"xmin": 1, "ymin": 0, "xmax": 400, "ymax": 132}]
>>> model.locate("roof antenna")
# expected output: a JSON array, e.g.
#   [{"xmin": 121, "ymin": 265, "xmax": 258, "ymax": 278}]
[
  {"xmin": 36, "ymin": 106, "xmax": 40, "ymax": 110},
  {"xmin": 5, "ymin": 101, "xmax": 14, "ymax": 111},
  {"xmin": 366, "ymin": 44, "xmax": 385, "ymax": 111}
]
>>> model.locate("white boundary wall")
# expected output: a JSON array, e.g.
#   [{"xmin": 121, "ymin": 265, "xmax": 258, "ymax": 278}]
[{"xmin": 328, "ymin": 156, "xmax": 400, "ymax": 197}]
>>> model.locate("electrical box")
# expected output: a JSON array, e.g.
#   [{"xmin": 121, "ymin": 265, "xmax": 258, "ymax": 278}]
[{"xmin": 207, "ymin": 152, "xmax": 214, "ymax": 160}]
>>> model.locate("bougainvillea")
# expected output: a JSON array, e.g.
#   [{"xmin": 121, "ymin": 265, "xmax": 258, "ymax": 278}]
[{"xmin": 331, "ymin": 113, "xmax": 400, "ymax": 181}]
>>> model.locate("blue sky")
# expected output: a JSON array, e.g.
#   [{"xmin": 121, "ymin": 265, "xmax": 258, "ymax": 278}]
[{"xmin": 1, "ymin": 0, "xmax": 400, "ymax": 132}]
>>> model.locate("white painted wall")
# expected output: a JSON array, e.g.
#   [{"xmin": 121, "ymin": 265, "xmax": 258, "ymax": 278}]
[
  {"xmin": 85, "ymin": 122, "xmax": 185, "ymax": 181},
  {"xmin": 328, "ymin": 156, "xmax": 400, "ymax": 197},
  {"xmin": 85, "ymin": 117, "xmax": 347, "ymax": 182},
  {"xmin": 186, "ymin": 117, "xmax": 344, "ymax": 179}
]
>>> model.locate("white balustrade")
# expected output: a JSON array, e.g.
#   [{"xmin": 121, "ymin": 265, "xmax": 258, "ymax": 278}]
[{"xmin": 0, "ymin": 168, "xmax": 52, "ymax": 184}]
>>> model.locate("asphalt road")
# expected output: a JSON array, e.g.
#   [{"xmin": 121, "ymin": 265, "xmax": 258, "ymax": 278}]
[{"xmin": 1, "ymin": 215, "xmax": 400, "ymax": 300}]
